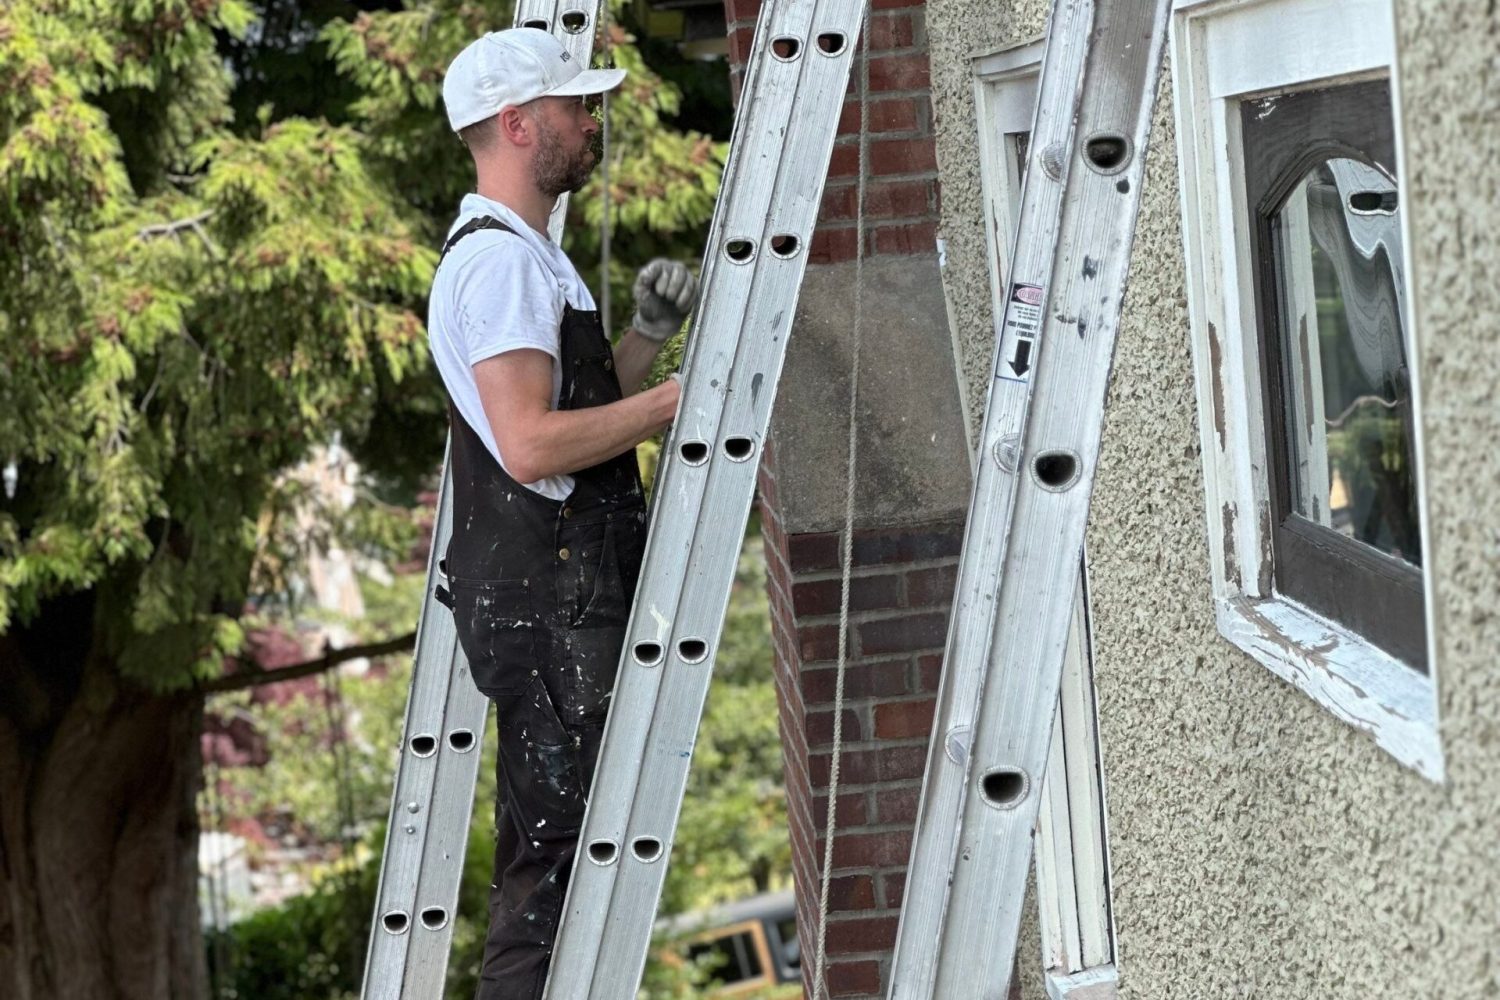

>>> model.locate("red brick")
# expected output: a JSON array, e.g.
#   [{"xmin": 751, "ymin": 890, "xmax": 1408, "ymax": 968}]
[
  {"xmin": 867, "ymin": 178, "xmax": 934, "ymax": 217},
  {"xmin": 869, "ymin": 137, "xmax": 938, "ymax": 176},
  {"xmin": 798, "ymin": 622, "xmax": 845, "ymax": 662},
  {"xmin": 906, "ymin": 565, "xmax": 958, "ymax": 607},
  {"xmin": 917, "ymin": 653, "xmax": 944, "ymax": 691},
  {"xmin": 827, "ymin": 959, "xmax": 883, "ymax": 997},
  {"xmin": 807, "ymin": 707, "xmax": 864, "ymax": 744},
  {"xmin": 872, "ymin": 0, "xmax": 924, "ymax": 9},
  {"xmin": 874, "ymin": 784, "xmax": 922, "ymax": 825},
  {"xmin": 868, "ymin": 53, "xmax": 930, "ymax": 92},
  {"xmin": 822, "ymin": 179, "xmax": 935, "ymax": 224},
  {"xmin": 827, "ymin": 142, "xmax": 861, "ymax": 178},
  {"xmin": 788, "ymin": 531, "xmax": 842, "ymax": 572},
  {"xmin": 792, "ymin": 574, "xmax": 903, "ymax": 616},
  {"xmin": 874, "ymin": 698, "xmax": 936, "ymax": 740},
  {"xmin": 868, "ymin": 12, "xmax": 915, "ymax": 50},
  {"xmin": 809, "ymin": 225, "xmax": 859, "ymax": 264},
  {"xmin": 809, "ymin": 745, "xmax": 927, "ymax": 785},
  {"xmin": 850, "ymin": 523, "xmax": 963, "ymax": 565},
  {"xmin": 828, "ymin": 829, "xmax": 913, "ymax": 868},
  {"xmin": 723, "ymin": 0, "xmax": 765, "ymax": 30},
  {"xmin": 873, "ymin": 220, "xmax": 939, "ymax": 254},
  {"xmin": 825, "ymin": 916, "xmax": 899, "ymax": 956},
  {"xmin": 728, "ymin": 24, "xmax": 756, "ymax": 65},
  {"xmin": 801, "ymin": 659, "xmax": 910, "ymax": 704},
  {"xmin": 858, "ymin": 612, "xmax": 949, "ymax": 656},
  {"xmin": 837, "ymin": 96, "xmax": 921, "ymax": 136},
  {"xmin": 882, "ymin": 872, "xmax": 906, "ymax": 908},
  {"xmin": 825, "ymin": 872, "xmax": 877, "ymax": 911}
]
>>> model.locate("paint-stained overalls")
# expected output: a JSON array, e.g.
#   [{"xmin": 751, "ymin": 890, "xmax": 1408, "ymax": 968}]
[{"xmin": 434, "ymin": 217, "xmax": 647, "ymax": 1000}]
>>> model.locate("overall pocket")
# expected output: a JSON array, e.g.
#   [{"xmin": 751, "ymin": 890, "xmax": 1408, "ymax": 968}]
[{"xmin": 447, "ymin": 577, "xmax": 544, "ymax": 698}]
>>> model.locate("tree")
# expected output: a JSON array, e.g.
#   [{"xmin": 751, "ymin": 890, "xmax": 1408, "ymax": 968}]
[{"xmin": 0, "ymin": 1, "xmax": 723, "ymax": 996}]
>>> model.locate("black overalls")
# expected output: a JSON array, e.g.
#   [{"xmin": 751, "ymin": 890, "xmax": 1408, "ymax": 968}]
[{"xmin": 433, "ymin": 217, "xmax": 648, "ymax": 1000}]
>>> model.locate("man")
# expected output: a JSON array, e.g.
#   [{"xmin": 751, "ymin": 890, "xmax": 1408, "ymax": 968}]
[{"xmin": 427, "ymin": 27, "xmax": 698, "ymax": 1000}]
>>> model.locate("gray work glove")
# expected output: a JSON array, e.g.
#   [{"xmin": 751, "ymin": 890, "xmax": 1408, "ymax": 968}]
[{"xmin": 631, "ymin": 259, "xmax": 697, "ymax": 342}]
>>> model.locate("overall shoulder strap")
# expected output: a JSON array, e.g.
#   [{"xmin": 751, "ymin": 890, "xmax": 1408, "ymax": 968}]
[{"xmin": 438, "ymin": 216, "xmax": 519, "ymax": 262}]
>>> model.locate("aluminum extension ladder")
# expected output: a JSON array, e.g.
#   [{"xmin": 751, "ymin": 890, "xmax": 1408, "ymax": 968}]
[
  {"xmin": 361, "ymin": 0, "xmax": 865, "ymax": 994},
  {"xmin": 887, "ymin": 1, "xmax": 1170, "ymax": 997},
  {"xmin": 543, "ymin": 0, "xmax": 869, "ymax": 993},
  {"xmin": 359, "ymin": 4, "xmax": 608, "ymax": 997}
]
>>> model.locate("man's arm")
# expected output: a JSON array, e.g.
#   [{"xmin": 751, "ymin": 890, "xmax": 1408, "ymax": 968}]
[
  {"xmin": 474, "ymin": 348, "xmax": 679, "ymax": 483},
  {"xmin": 612, "ymin": 328, "xmax": 666, "ymax": 395}
]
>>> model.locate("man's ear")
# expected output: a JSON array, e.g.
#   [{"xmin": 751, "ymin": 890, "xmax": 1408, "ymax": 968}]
[{"xmin": 498, "ymin": 107, "xmax": 532, "ymax": 146}]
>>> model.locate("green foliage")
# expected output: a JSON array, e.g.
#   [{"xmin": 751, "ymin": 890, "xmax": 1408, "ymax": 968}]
[
  {"xmin": 1, "ymin": 0, "xmax": 433, "ymax": 685},
  {"xmin": 0, "ymin": 0, "xmax": 725, "ymax": 689}
]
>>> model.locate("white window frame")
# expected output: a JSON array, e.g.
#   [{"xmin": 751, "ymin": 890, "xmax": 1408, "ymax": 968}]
[
  {"xmin": 974, "ymin": 41, "xmax": 1119, "ymax": 1000},
  {"xmin": 1169, "ymin": 0, "xmax": 1443, "ymax": 780}
]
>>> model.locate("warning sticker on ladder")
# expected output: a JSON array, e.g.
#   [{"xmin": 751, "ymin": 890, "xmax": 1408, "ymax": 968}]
[{"xmin": 997, "ymin": 282, "xmax": 1044, "ymax": 384}]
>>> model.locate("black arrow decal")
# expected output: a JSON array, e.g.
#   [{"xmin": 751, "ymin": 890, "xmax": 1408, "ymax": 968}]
[{"xmin": 1008, "ymin": 338, "xmax": 1033, "ymax": 377}]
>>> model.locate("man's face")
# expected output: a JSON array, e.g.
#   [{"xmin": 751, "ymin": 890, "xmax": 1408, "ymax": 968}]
[{"xmin": 526, "ymin": 95, "xmax": 602, "ymax": 198}]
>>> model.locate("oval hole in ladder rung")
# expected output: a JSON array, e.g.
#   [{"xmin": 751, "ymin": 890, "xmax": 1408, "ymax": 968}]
[
  {"xmin": 725, "ymin": 238, "xmax": 756, "ymax": 263},
  {"xmin": 447, "ymin": 729, "xmax": 475, "ymax": 753},
  {"xmin": 588, "ymin": 840, "xmax": 619, "ymax": 865},
  {"xmin": 1083, "ymin": 132, "xmax": 1131, "ymax": 174},
  {"xmin": 560, "ymin": 10, "xmax": 589, "ymax": 32},
  {"xmin": 382, "ymin": 910, "xmax": 411, "ymax": 935},
  {"xmin": 419, "ymin": 906, "xmax": 449, "ymax": 931},
  {"xmin": 980, "ymin": 767, "xmax": 1028, "ymax": 808},
  {"xmin": 1349, "ymin": 189, "xmax": 1398, "ymax": 215},
  {"xmin": 633, "ymin": 641, "xmax": 664, "ymax": 667},
  {"xmin": 723, "ymin": 436, "xmax": 756, "ymax": 462},
  {"xmin": 521, "ymin": 18, "xmax": 549, "ymax": 30},
  {"xmin": 769, "ymin": 234, "xmax": 800, "ymax": 259},
  {"xmin": 631, "ymin": 836, "xmax": 664, "ymax": 863},
  {"xmin": 409, "ymin": 734, "xmax": 438, "ymax": 758},
  {"xmin": 677, "ymin": 638, "xmax": 709, "ymax": 663},
  {"xmin": 816, "ymin": 32, "xmax": 847, "ymax": 55},
  {"xmin": 679, "ymin": 440, "xmax": 710, "ymax": 465},
  {"xmin": 1032, "ymin": 450, "xmax": 1081, "ymax": 492},
  {"xmin": 771, "ymin": 36, "xmax": 801, "ymax": 60}
]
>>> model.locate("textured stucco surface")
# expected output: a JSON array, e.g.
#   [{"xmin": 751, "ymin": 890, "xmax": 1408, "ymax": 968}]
[{"xmin": 922, "ymin": 0, "xmax": 1500, "ymax": 997}]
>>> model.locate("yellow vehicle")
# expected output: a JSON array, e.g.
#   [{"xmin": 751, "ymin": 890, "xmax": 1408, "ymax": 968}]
[{"xmin": 659, "ymin": 890, "xmax": 801, "ymax": 997}]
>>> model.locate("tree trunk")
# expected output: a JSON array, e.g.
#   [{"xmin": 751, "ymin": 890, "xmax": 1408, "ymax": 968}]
[{"xmin": 0, "ymin": 591, "xmax": 208, "ymax": 1000}]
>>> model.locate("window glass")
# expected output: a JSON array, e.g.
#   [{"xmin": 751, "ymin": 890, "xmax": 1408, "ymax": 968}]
[
  {"xmin": 1241, "ymin": 77, "xmax": 1426, "ymax": 668},
  {"xmin": 1273, "ymin": 158, "xmax": 1420, "ymax": 565}
]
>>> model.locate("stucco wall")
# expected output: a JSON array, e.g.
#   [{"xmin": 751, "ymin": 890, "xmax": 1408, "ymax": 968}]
[{"xmin": 924, "ymin": 0, "xmax": 1499, "ymax": 997}]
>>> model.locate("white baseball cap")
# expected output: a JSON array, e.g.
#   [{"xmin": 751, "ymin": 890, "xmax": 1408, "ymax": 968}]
[{"xmin": 443, "ymin": 28, "xmax": 626, "ymax": 133}]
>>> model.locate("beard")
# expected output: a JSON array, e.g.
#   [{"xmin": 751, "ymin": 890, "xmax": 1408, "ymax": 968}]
[{"xmin": 529, "ymin": 114, "xmax": 597, "ymax": 198}]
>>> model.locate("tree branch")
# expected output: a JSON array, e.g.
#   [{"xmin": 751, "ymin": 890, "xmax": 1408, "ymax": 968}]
[
  {"xmin": 137, "ymin": 210, "xmax": 214, "ymax": 241},
  {"xmin": 201, "ymin": 631, "xmax": 416, "ymax": 695}
]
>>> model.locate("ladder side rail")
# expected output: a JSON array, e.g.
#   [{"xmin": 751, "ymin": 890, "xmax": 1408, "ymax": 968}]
[
  {"xmin": 896, "ymin": 1, "xmax": 1172, "ymax": 995},
  {"xmin": 538, "ymin": 11, "xmax": 781, "ymax": 986},
  {"xmin": 363, "ymin": 452, "xmax": 463, "ymax": 999},
  {"xmin": 885, "ymin": 0, "xmax": 1094, "ymax": 990},
  {"xmin": 546, "ymin": 0, "xmax": 869, "ymax": 993},
  {"xmin": 589, "ymin": 0, "xmax": 865, "ymax": 979},
  {"xmin": 361, "ymin": 3, "xmax": 606, "ymax": 996}
]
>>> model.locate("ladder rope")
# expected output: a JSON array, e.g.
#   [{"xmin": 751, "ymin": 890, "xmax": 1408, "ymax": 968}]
[
  {"xmin": 810, "ymin": 4, "xmax": 872, "ymax": 996},
  {"xmin": 598, "ymin": 0, "xmax": 612, "ymax": 335}
]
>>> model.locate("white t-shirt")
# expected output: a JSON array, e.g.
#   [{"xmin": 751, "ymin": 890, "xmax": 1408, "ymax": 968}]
[{"xmin": 427, "ymin": 194, "xmax": 597, "ymax": 501}]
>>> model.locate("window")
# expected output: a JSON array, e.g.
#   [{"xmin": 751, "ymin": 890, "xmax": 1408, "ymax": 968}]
[
  {"xmin": 975, "ymin": 41, "xmax": 1118, "ymax": 999},
  {"xmin": 1171, "ymin": 0, "xmax": 1441, "ymax": 779},
  {"xmin": 1243, "ymin": 79, "xmax": 1426, "ymax": 668}
]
